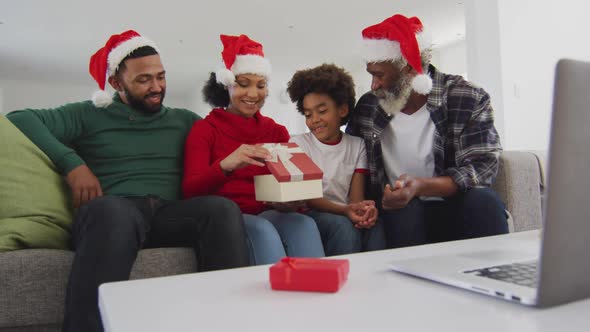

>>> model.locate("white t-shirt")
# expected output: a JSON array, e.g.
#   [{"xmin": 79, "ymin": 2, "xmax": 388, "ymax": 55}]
[
  {"xmin": 291, "ymin": 132, "xmax": 368, "ymax": 205},
  {"xmin": 381, "ymin": 105, "xmax": 436, "ymax": 185}
]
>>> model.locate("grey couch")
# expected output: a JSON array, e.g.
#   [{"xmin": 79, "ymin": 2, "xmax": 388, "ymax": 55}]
[{"xmin": 0, "ymin": 150, "xmax": 546, "ymax": 332}]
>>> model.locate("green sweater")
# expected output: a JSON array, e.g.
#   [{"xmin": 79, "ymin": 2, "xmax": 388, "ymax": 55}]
[{"xmin": 7, "ymin": 95, "xmax": 201, "ymax": 200}]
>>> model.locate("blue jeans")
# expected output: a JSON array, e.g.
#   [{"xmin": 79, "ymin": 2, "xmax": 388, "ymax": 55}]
[
  {"xmin": 63, "ymin": 195, "xmax": 250, "ymax": 332},
  {"xmin": 305, "ymin": 210, "xmax": 386, "ymax": 256},
  {"xmin": 243, "ymin": 210, "xmax": 325, "ymax": 265},
  {"xmin": 381, "ymin": 187, "xmax": 509, "ymax": 249}
]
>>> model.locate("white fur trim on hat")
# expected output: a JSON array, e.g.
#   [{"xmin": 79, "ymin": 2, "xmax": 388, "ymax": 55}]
[
  {"xmin": 92, "ymin": 90, "xmax": 113, "ymax": 108},
  {"xmin": 412, "ymin": 73, "xmax": 433, "ymax": 95},
  {"xmin": 362, "ymin": 32, "xmax": 431, "ymax": 63},
  {"xmin": 215, "ymin": 68, "xmax": 236, "ymax": 86},
  {"xmin": 230, "ymin": 54, "xmax": 271, "ymax": 77},
  {"xmin": 361, "ymin": 38, "xmax": 402, "ymax": 63},
  {"xmin": 107, "ymin": 36, "xmax": 159, "ymax": 76}
]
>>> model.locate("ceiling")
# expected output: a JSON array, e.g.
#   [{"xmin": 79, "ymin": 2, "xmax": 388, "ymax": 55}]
[{"xmin": 0, "ymin": 0, "xmax": 465, "ymax": 100}]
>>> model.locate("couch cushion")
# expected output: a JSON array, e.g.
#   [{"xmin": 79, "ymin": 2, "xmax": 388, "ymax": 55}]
[
  {"xmin": 0, "ymin": 248, "xmax": 196, "ymax": 328},
  {"xmin": 0, "ymin": 116, "xmax": 73, "ymax": 251},
  {"xmin": 493, "ymin": 151, "xmax": 543, "ymax": 232}
]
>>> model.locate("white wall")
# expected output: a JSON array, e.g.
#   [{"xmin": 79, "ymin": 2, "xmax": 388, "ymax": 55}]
[
  {"xmin": 1, "ymin": 79, "xmax": 96, "ymax": 112},
  {"xmin": 466, "ymin": 0, "xmax": 590, "ymax": 151},
  {"xmin": 464, "ymin": 0, "xmax": 506, "ymax": 142},
  {"xmin": 431, "ymin": 40, "xmax": 467, "ymax": 77},
  {"xmin": 497, "ymin": 0, "xmax": 590, "ymax": 151}
]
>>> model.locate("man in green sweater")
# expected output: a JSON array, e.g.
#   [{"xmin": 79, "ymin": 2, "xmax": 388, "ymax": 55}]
[{"xmin": 7, "ymin": 30, "xmax": 250, "ymax": 332}]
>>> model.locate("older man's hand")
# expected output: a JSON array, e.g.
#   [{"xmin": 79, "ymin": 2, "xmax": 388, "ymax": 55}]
[{"xmin": 381, "ymin": 174, "xmax": 421, "ymax": 210}]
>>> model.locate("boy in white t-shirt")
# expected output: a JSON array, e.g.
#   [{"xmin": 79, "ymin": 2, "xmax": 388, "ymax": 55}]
[{"xmin": 287, "ymin": 64, "xmax": 385, "ymax": 255}]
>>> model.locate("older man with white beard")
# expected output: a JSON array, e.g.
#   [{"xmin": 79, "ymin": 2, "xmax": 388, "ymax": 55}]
[{"xmin": 346, "ymin": 14, "xmax": 508, "ymax": 248}]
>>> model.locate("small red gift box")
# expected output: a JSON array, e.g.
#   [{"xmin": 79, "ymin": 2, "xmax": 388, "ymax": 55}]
[
  {"xmin": 269, "ymin": 257, "xmax": 349, "ymax": 293},
  {"xmin": 254, "ymin": 143, "xmax": 323, "ymax": 202}
]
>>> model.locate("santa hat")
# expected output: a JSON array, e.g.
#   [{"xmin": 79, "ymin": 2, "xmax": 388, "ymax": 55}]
[
  {"xmin": 214, "ymin": 34, "xmax": 271, "ymax": 86},
  {"xmin": 361, "ymin": 14, "xmax": 433, "ymax": 94},
  {"xmin": 88, "ymin": 30, "xmax": 159, "ymax": 107}
]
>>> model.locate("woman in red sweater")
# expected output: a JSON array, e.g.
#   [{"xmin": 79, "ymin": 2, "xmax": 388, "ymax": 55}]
[{"xmin": 182, "ymin": 34, "xmax": 325, "ymax": 265}]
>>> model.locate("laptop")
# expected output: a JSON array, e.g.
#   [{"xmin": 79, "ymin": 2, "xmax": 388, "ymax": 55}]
[{"xmin": 390, "ymin": 59, "xmax": 590, "ymax": 307}]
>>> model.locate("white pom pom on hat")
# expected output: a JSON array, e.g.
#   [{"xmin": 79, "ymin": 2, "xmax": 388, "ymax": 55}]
[
  {"xmin": 91, "ymin": 90, "xmax": 113, "ymax": 108},
  {"xmin": 88, "ymin": 30, "xmax": 159, "ymax": 107},
  {"xmin": 412, "ymin": 74, "xmax": 433, "ymax": 95},
  {"xmin": 215, "ymin": 68, "xmax": 236, "ymax": 87}
]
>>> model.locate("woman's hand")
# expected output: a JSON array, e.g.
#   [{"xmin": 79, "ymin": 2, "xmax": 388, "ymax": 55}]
[{"xmin": 219, "ymin": 144, "xmax": 271, "ymax": 174}]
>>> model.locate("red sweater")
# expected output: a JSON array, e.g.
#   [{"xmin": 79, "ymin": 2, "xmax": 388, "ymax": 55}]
[{"xmin": 182, "ymin": 108, "xmax": 289, "ymax": 214}]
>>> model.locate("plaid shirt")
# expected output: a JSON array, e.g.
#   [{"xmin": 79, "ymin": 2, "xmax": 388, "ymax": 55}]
[{"xmin": 346, "ymin": 65, "xmax": 502, "ymax": 202}]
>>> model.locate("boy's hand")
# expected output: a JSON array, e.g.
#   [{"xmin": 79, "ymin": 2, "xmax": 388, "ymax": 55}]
[
  {"xmin": 357, "ymin": 202, "xmax": 378, "ymax": 229},
  {"xmin": 348, "ymin": 200, "xmax": 378, "ymax": 229},
  {"xmin": 346, "ymin": 202, "xmax": 365, "ymax": 224}
]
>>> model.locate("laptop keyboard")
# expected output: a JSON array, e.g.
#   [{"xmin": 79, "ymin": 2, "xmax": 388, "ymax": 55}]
[{"xmin": 464, "ymin": 261, "xmax": 538, "ymax": 288}]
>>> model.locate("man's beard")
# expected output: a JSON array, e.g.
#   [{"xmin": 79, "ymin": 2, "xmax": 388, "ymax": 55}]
[
  {"xmin": 371, "ymin": 73, "xmax": 412, "ymax": 115},
  {"xmin": 123, "ymin": 87, "xmax": 166, "ymax": 114}
]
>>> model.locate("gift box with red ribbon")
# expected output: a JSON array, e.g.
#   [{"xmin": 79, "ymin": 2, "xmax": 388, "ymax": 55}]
[
  {"xmin": 269, "ymin": 257, "xmax": 350, "ymax": 293},
  {"xmin": 254, "ymin": 142, "xmax": 323, "ymax": 202}
]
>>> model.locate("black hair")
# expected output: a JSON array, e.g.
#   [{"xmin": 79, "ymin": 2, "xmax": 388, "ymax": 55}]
[
  {"xmin": 202, "ymin": 72, "xmax": 230, "ymax": 107},
  {"xmin": 286, "ymin": 63, "xmax": 356, "ymax": 125},
  {"xmin": 116, "ymin": 46, "xmax": 159, "ymax": 74}
]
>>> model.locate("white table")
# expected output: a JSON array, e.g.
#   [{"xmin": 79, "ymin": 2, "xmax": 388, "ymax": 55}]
[{"xmin": 99, "ymin": 231, "xmax": 589, "ymax": 332}]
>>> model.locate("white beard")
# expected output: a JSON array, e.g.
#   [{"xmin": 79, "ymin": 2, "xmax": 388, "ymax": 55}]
[{"xmin": 371, "ymin": 75, "xmax": 413, "ymax": 116}]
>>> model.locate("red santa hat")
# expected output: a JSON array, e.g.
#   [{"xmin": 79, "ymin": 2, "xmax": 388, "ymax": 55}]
[
  {"xmin": 88, "ymin": 30, "xmax": 159, "ymax": 107},
  {"xmin": 361, "ymin": 14, "xmax": 433, "ymax": 94},
  {"xmin": 214, "ymin": 34, "xmax": 272, "ymax": 86}
]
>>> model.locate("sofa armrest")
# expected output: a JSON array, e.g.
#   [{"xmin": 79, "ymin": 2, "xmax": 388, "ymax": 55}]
[{"xmin": 492, "ymin": 151, "xmax": 544, "ymax": 232}]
